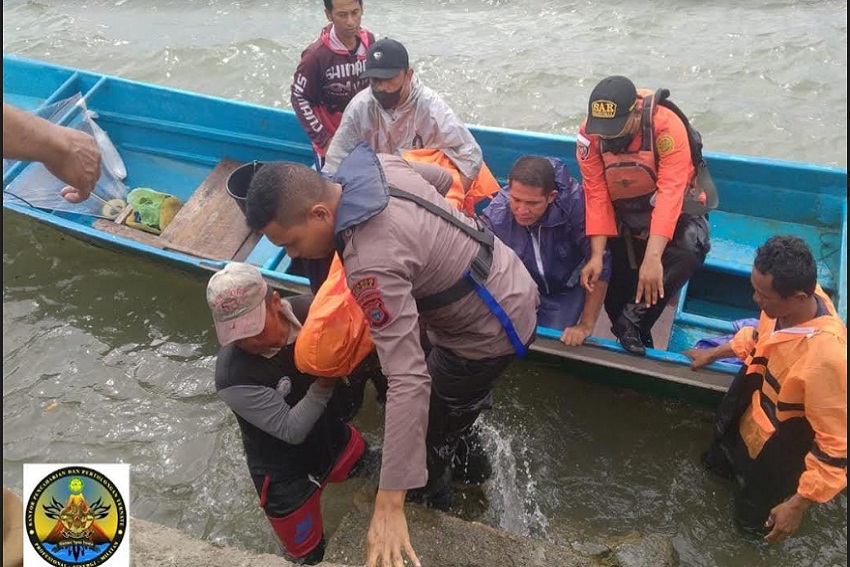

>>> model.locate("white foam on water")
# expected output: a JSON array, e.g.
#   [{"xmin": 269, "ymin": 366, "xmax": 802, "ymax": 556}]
[{"xmin": 476, "ymin": 418, "xmax": 550, "ymax": 539}]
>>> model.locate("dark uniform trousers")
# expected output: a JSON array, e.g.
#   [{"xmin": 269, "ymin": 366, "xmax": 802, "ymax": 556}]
[
  {"xmin": 605, "ymin": 213, "xmax": 710, "ymax": 334},
  {"xmin": 413, "ymin": 344, "xmax": 515, "ymax": 506}
]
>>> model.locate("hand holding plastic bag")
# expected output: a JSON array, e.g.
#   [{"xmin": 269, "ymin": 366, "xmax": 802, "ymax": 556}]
[{"xmin": 84, "ymin": 108, "xmax": 127, "ymax": 181}]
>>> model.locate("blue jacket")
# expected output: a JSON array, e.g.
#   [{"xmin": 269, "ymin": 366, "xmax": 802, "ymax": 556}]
[{"xmin": 481, "ymin": 158, "xmax": 611, "ymax": 297}]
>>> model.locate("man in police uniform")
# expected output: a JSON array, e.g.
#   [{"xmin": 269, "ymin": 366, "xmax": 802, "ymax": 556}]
[{"xmin": 244, "ymin": 143, "xmax": 539, "ymax": 567}]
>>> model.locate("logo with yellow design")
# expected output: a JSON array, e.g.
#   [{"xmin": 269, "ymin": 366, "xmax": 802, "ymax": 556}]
[{"xmin": 24, "ymin": 464, "xmax": 129, "ymax": 567}]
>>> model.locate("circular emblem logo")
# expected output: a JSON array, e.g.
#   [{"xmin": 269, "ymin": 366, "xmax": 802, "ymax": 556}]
[
  {"xmin": 656, "ymin": 134, "xmax": 676, "ymax": 156},
  {"xmin": 26, "ymin": 466, "xmax": 127, "ymax": 566}
]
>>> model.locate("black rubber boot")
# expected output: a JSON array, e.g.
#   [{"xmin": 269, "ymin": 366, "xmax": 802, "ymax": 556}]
[
  {"xmin": 611, "ymin": 316, "xmax": 646, "ymax": 356},
  {"xmin": 639, "ymin": 328, "xmax": 654, "ymax": 349},
  {"xmin": 451, "ymin": 430, "xmax": 492, "ymax": 484},
  {"xmin": 406, "ymin": 466, "xmax": 455, "ymax": 511},
  {"xmin": 281, "ymin": 537, "xmax": 326, "ymax": 565}
]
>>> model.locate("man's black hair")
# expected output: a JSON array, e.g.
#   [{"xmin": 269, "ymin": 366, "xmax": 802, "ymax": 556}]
[
  {"xmin": 508, "ymin": 155, "xmax": 556, "ymax": 195},
  {"xmin": 324, "ymin": 0, "xmax": 363, "ymax": 11},
  {"xmin": 245, "ymin": 161, "xmax": 331, "ymax": 231},
  {"xmin": 753, "ymin": 235, "xmax": 817, "ymax": 298}
]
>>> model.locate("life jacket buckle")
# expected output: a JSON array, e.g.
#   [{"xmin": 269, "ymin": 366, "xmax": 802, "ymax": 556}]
[{"xmin": 468, "ymin": 244, "xmax": 493, "ymax": 286}]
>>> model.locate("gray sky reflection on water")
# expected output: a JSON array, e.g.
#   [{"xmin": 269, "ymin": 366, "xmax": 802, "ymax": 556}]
[{"xmin": 2, "ymin": 1, "xmax": 847, "ymax": 566}]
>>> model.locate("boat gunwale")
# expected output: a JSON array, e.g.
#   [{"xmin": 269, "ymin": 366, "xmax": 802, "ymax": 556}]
[{"xmin": 3, "ymin": 54, "xmax": 847, "ymax": 392}]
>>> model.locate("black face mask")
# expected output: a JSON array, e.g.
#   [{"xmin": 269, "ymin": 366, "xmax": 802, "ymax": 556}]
[
  {"xmin": 372, "ymin": 86, "xmax": 403, "ymax": 110},
  {"xmin": 601, "ymin": 134, "xmax": 634, "ymax": 154}
]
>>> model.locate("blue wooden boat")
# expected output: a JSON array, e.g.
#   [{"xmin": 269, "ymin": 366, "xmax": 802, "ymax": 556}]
[{"xmin": 3, "ymin": 55, "xmax": 846, "ymax": 397}]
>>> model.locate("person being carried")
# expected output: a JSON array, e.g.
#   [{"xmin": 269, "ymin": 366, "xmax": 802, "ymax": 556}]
[
  {"xmin": 577, "ymin": 76, "xmax": 712, "ymax": 355},
  {"xmin": 685, "ymin": 235, "xmax": 846, "ymax": 542},
  {"xmin": 206, "ymin": 262, "xmax": 379, "ymax": 565},
  {"xmin": 481, "ymin": 155, "xmax": 611, "ymax": 345},
  {"xmin": 323, "ymin": 38, "xmax": 498, "ymax": 213},
  {"xmin": 244, "ymin": 143, "xmax": 539, "ymax": 567},
  {"xmin": 290, "ymin": 0, "xmax": 374, "ymax": 165},
  {"xmin": 3, "ymin": 101, "xmax": 101, "ymax": 204}
]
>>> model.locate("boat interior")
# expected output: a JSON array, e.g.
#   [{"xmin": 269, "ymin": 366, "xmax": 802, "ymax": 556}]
[{"xmin": 4, "ymin": 57, "xmax": 847, "ymax": 367}]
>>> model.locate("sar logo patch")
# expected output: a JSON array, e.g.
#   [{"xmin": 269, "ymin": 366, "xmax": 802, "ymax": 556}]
[
  {"xmin": 656, "ymin": 134, "xmax": 675, "ymax": 156},
  {"xmin": 591, "ymin": 100, "xmax": 617, "ymax": 119}
]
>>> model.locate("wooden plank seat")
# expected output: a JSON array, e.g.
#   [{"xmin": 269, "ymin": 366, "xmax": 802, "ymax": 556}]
[{"xmin": 93, "ymin": 158, "xmax": 261, "ymax": 262}]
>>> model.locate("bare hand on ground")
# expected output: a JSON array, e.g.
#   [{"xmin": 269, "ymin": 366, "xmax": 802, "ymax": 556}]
[{"xmin": 366, "ymin": 490, "xmax": 421, "ymax": 567}]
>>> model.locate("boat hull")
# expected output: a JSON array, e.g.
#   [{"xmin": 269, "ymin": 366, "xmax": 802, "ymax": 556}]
[{"xmin": 4, "ymin": 55, "xmax": 846, "ymax": 396}]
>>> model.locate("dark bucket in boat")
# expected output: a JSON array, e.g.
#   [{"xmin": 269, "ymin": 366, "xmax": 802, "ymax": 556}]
[{"xmin": 226, "ymin": 160, "xmax": 264, "ymax": 215}]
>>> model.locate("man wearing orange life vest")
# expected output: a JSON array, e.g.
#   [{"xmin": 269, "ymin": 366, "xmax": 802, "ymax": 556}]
[
  {"xmin": 577, "ymin": 76, "xmax": 710, "ymax": 355},
  {"xmin": 685, "ymin": 236, "xmax": 847, "ymax": 541}
]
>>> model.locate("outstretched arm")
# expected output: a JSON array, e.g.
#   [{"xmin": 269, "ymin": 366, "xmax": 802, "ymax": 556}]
[
  {"xmin": 682, "ymin": 341, "xmax": 735, "ymax": 370},
  {"xmin": 3, "ymin": 102, "xmax": 101, "ymax": 202},
  {"xmin": 218, "ymin": 379, "xmax": 335, "ymax": 445}
]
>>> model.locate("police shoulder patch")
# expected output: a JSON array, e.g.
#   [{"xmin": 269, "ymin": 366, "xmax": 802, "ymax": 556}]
[
  {"xmin": 656, "ymin": 133, "xmax": 675, "ymax": 156},
  {"xmin": 351, "ymin": 277, "xmax": 391, "ymax": 329},
  {"xmin": 361, "ymin": 295, "xmax": 391, "ymax": 329}
]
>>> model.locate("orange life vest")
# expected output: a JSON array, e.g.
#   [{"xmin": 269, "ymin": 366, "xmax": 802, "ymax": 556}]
[
  {"xmin": 730, "ymin": 287, "xmax": 847, "ymax": 502},
  {"xmin": 601, "ymin": 89, "xmax": 703, "ymax": 234},
  {"xmin": 402, "ymin": 148, "xmax": 500, "ymax": 215},
  {"xmin": 294, "ymin": 253, "xmax": 374, "ymax": 377}
]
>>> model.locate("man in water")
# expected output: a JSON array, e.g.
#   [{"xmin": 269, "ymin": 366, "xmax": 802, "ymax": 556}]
[
  {"xmin": 245, "ymin": 144, "xmax": 538, "ymax": 567},
  {"xmin": 686, "ymin": 235, "xmax": 846, "ymax": 541},
  {"xmin": 206, "ymin": 262, "xmax": 377, "ymax": 564}
]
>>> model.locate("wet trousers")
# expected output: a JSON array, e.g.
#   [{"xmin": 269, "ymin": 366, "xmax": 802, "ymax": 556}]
[
  {"xmin": 251, "ymin": 425, "xmax": 365, "ymax": 564},
  {"xmin": 606, "ymin": 214, "xmax": 710, "ymax": 333},
  {"xmin": 421, "ymin": 346, "xmax": 515, "ymax": 499},
  {"xmin": 702, "ymin": 368, "xmax": 815, "ymax": 534}
]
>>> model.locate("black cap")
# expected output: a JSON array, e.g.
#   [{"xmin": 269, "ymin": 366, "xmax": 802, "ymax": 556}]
[
  {"xmin": 360, "ymin": 38, "xmax": 409, "ymax": 80},
  {"xmin": 585, "ymin": 76, "xmax": 638, "ymax": 136}
]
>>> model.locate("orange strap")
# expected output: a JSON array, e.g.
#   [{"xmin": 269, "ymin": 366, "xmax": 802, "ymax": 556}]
[{"xmin": 403, "ymin": 148, "xmax": 500, "ymax": 215}]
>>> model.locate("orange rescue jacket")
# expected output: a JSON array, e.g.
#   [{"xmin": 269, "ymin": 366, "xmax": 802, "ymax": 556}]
[
  {"xmin": 730, "ymin": 286, "xmax": 847, "ymax": 503},
  {"xmin": 402, "ymin": 148, "xmax": 500, "ymax": 215},
  {"xmin": 577, "ymin": 89, "xmax": 698, "ymax": 239}
]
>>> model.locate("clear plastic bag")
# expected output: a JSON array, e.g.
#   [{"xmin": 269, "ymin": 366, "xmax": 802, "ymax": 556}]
[
  {"xmin": 84, "ymin": 108, "xmax": 127, "ymax": 180},
  {"xmin": 3, "ymin": 94, "xmax": 129, "ymax": 219}
]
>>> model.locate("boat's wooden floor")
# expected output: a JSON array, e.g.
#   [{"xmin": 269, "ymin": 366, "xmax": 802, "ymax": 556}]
[{"xmin": 93, "ymin": 158, "xmax": 261, "ymax": 262}]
